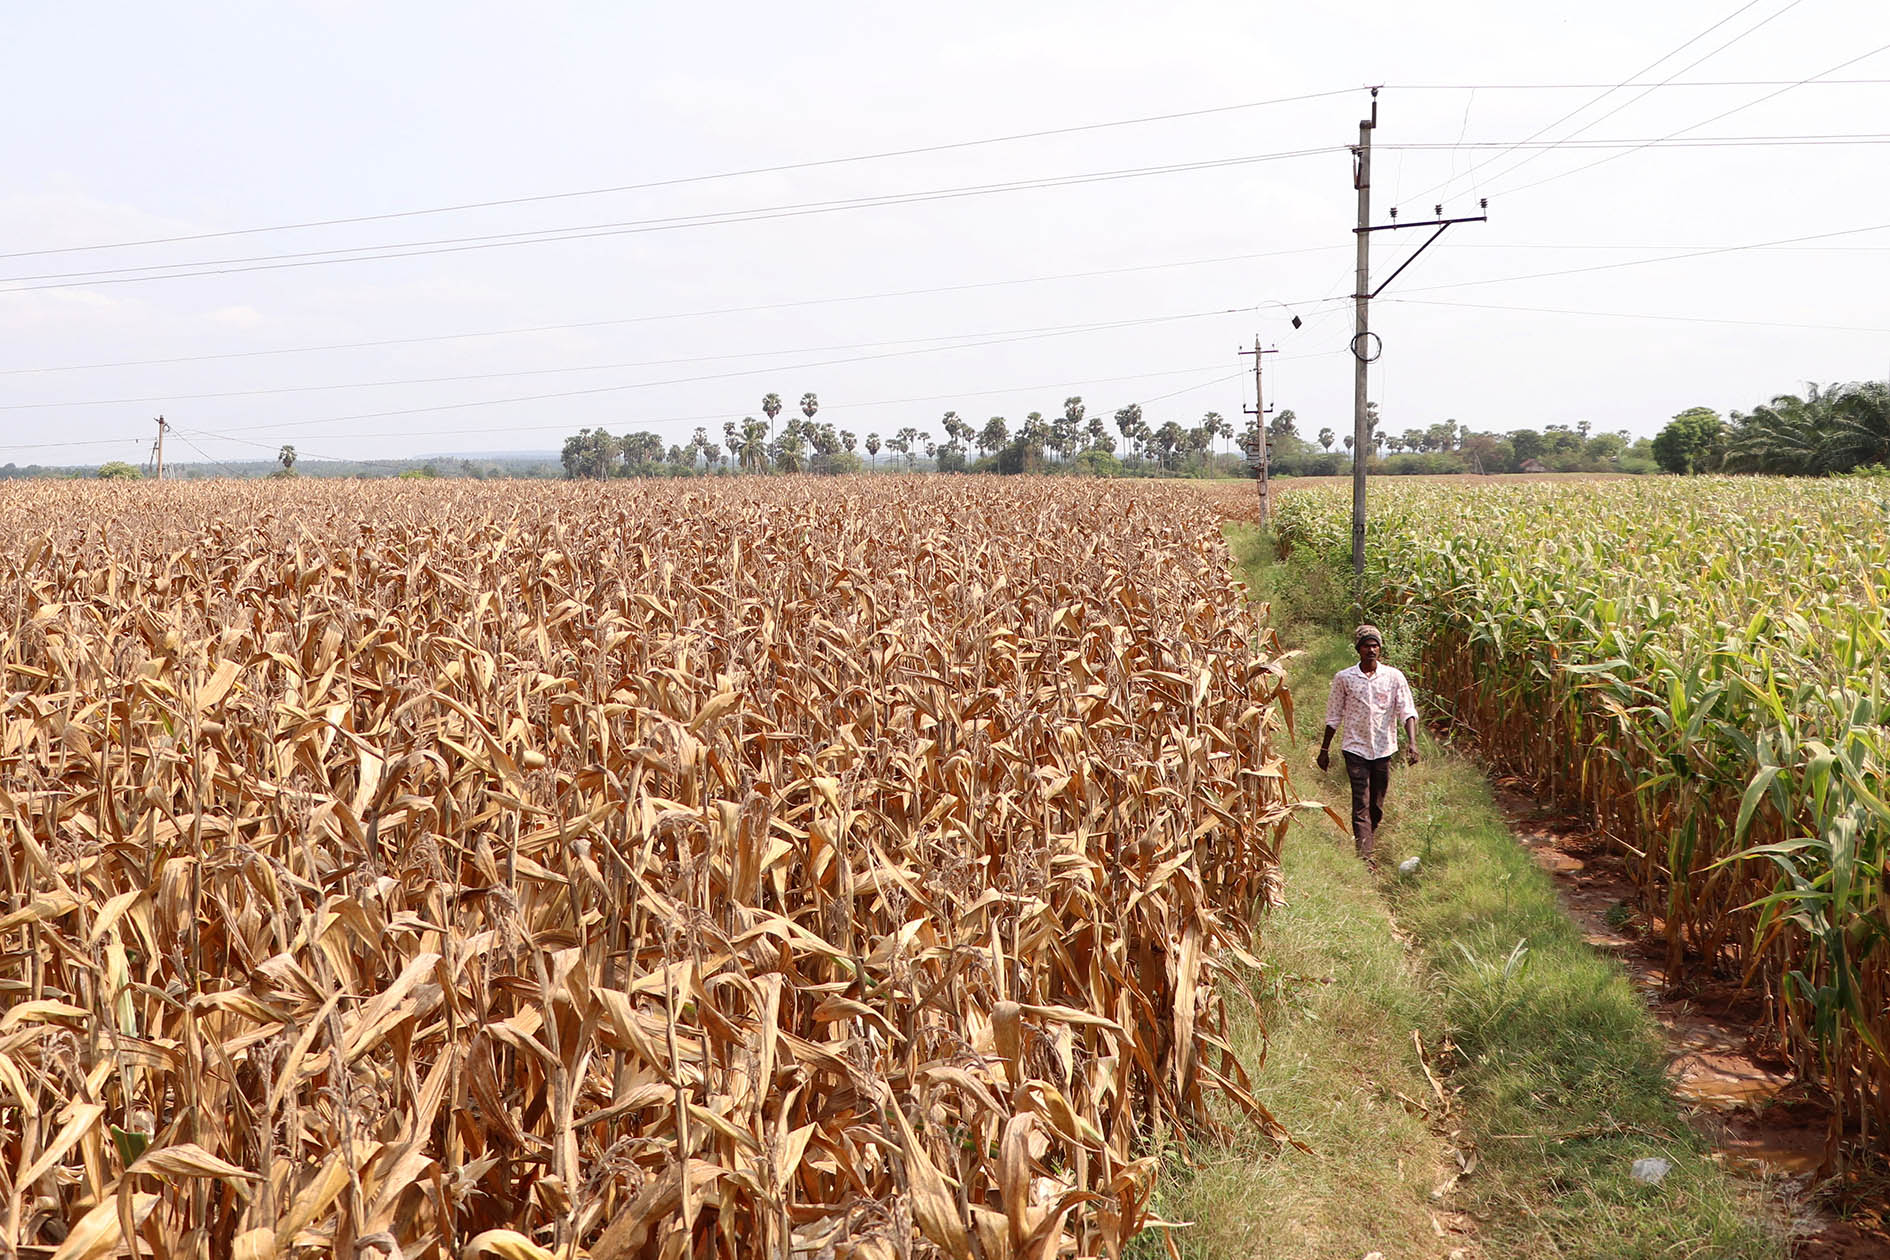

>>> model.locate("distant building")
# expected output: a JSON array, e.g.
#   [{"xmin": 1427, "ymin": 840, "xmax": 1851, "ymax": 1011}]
[{"xmin": 1519, "ymin": 457, "xmax": 1550, "ymax": 473}]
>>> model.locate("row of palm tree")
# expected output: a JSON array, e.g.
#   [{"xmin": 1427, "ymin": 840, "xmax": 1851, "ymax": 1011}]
[
  {"xmin": 1724, "ymin": 381, "xmax": 1890, "ymax": 475},
  {"xmin": 562, "ymin": 392, "xmax": 1274, "ymax": 479}
]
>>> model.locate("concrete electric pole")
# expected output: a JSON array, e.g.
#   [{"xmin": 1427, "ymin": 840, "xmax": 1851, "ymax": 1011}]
[
  {"xmin": 1348, "ymin": 89, "xmax": 1488, "ymax": 580},
  {"xmin": 1241, "ymin": 339, "xmax": 1278, "ymax": 527}
]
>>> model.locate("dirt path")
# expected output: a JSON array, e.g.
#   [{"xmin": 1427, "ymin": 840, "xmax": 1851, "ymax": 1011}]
[{"xmin": 1489, "ymin": 779, "xmax": 1890, "ymax": 1259}]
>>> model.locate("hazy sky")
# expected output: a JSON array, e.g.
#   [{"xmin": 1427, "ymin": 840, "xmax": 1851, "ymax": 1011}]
[{"xmin": 4, "ymin": 1, "xmax": 1887, "ymax": 468}]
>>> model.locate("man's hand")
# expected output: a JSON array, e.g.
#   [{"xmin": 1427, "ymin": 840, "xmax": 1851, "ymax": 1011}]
[
  {"xmin": 1316, "ymin": 747, "xmax": 1330, "ymax": 772},
  {"xmin": 1406, "ymin": 744, "xmax": 1420, "ymax": 767}
]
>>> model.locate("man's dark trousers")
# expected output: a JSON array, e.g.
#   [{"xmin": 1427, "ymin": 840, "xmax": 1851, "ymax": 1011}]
[{"xmin": 1342, "ymin": 751, "xmax": 1390, "ymax": 861}]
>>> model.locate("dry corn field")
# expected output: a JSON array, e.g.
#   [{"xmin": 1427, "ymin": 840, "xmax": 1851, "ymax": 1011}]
[
  {"xmin": 1275, "ymin": 478, "xmax": 1890, "ymax": 1153},
  {"xmin": 0, "ymin": 477, "xmax": 1296, "ymax": 1260}
]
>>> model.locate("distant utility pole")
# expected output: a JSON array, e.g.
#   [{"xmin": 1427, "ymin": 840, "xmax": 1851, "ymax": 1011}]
[
  {"xmin": 1240, "ymin": 339, "xmax": 1278, "ymax": 527},
  {"xmin": 1348, "ymin": 87, "xmax": 1488, "ymax": 578},
  {"xmin": 153, "ymin": 415, "xmax": 168, "ymax": 480}
]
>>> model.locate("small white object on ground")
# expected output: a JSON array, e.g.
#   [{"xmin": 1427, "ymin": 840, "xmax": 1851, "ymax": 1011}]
[
  {"xmin": 1398, "ymin": 856, "xmax": 1421, "ymax": 876},
  {"xmin": 1630, "ymin": 1157, "xmax": 1672, "ymax": 1186}
]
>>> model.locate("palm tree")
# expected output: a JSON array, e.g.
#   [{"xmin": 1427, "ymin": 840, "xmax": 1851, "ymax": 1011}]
[
  {"xmin": 865, "ymin": 432, "xmax": 881, "ymax": 467},
  {"xmin": 762, "ymin": 393, "xmax": 783, "ymax": 439},
  {"xmin": 740, "ymin": 417, "xmax": 769, "ymax": 473},
  {"xmin": 1318, "ymin": 427, "xmax": 1335, "ymax": 452},
  {"xmin": 1727, "ymin": 389, "xmax": 1829, "ymax": 476},
  {"xmin": 277, "ymin": 445, "xmax": 297, "ymax": 474},
  {"xmin": 1826, "ymin": 380, "xmax": 1890, "ymax": 471},
  {"xmin": 1114, "ymin": 404, "xmax": 1143, "ymax": 458},
  {"xmin": 1201, "ymin": 412, "xmax": 1226, "ymax": 457},
  {"xmin": 979, "ymin": 417, "xmax": 1008, "ymax": 457},
  {"xmin": 800, "ymin": 393, "xmax": 819, "ymax": 423}
]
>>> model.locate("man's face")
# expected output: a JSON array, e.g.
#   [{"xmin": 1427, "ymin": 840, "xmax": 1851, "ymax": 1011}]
[{"xmin": 1356, "ymin": 638, "xmax": 1381, "ymax": 669}]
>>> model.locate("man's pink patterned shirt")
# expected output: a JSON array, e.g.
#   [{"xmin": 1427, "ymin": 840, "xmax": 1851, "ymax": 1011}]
[{"xmin": 1324, "ymin": 663, "xmax": 1418, "ymax": 759}]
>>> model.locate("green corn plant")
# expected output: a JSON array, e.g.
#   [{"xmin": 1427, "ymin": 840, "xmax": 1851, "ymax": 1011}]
[{"xmin": 1273, "ymin": 477, "xmax": 1890, "ymax": 1150}]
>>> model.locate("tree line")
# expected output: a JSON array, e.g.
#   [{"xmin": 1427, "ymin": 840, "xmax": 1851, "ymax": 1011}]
[
  {"xmin": 1253, "ymin": 408, "xmax": 1658, "ymax": 477},
  {"xmin": 1651, "ymin": 381, "xmax": 1890, "ymax": 475},
  {"xmin": 560, "ymin": 393, "xmax": 1266, "ymax": 480}
]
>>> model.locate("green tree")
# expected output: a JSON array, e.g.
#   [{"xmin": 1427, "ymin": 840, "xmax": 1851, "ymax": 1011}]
[
  {"xmin": 560, "ymin": 428, "xmax": 616, "ymax": 479},
  {"xmin": 979, "ymin": 416, "xmax": 1008, "ymax": 458},
  {"xmin": 97, "ymin": 461, "xmax": 142, "ymax": 480},
  {"xmin": 1201, "ymin": 411, "xmax": 1226, "ymax": 457},
  {"xmin": 762, "ymin": 393, "xmax": 783, "ymax": 438},
  {"xmin": 1317, "ymin": 427, "xmax": 1335, "ymax": 452},
  {"xmin": 277, "ymin": 445, "xmax": 297, "ymax": 474},
  {"xmin": 1651, "ymin": 406, "xmax": 1725, "ymax": 475},
  {"xmin": 769, "ymin": 427, "xmax": 807, "ymax": 473},
  {"xmin": 800, "ymin": 392, "xmax": 819, "ymax": 423},
  {"xmin": 1828, "ymin": 380, "xmax": 1890, "ymax": 470},
  {"xmin": 1268, "ymin": 408, "xmax": 1298, "ymax": 440},
  {"xmin": 740, "ymin": 417, "xmax": 769, "ymax": 473},
  {"xmin": 1114, "ymin": 404, "xmax": 1143, "ymax": 458}
]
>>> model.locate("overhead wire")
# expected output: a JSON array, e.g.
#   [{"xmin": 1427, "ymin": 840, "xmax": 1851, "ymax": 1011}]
[
  {"xmin": 1401, "ymin": 0, "xmax": 1777, "ymax": 207},
  {"xmin": 0, "ymin": 242, "xmax": 1349, "ymax": 376},
  {"xmin": 1380, "ymin": 132, "xmax": 1890, "ymax": 150},
  {"xmin": 1491, "ymin": 40, "xmax": 1890, "ymax": 198},
  {"xmin": 1384, "ymin": 77, "xmax": 1890, "ymax": 90},
  {"xmin": 129, "ymin": 304, "xmax": 1313, "ymax": 440},
  {"xmin": 1385, "ymin": 296, "xmax": 1890, "ymax": 335},
  {"xmin": 0, "ymin": 306, "xmax": 1293, "ymax": 413},
  {"xmin": 1444, "ymin": 0, "xmax": 1811, "ymax": 197},
  {"xmin": 0, "ymin": 146, "xmax": 1343, "ymax": 293},
  {"xmin": 177, "ymin": 346, "xmax": 1357, "ymax": 457},
  {"xmin": 0, "ymin": 88, "xmax": 1361, "ymax": 263},
  {"xmin": 1394, "ymin": 221, "xmax": 1890, "ymax": 294}
]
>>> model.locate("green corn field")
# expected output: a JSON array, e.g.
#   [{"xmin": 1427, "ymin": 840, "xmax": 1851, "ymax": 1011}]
[{"xmin": 1273, "ymin": 477, "xmax": 1890, "ymax": 1151}]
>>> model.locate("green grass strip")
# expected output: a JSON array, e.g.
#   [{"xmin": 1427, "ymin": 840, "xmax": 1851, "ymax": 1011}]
[{"xmin": 1145, "ymin": 527, "xmax": 1786, "ymax": 1259}]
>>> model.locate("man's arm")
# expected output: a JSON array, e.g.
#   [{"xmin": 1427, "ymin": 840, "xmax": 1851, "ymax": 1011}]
[
  {"xmin": 1399, "ymin": 673, "xmax": 1420, "ymax": 765},
  {"xmin": 1318, "ymin": 675, "xmax": 1343, "ymax": 770}
]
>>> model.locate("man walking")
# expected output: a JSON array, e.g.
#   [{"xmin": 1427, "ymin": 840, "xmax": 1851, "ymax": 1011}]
[{"xmin": 1317, "ymin": 624, "xmax": 1419, "ymax": 867}]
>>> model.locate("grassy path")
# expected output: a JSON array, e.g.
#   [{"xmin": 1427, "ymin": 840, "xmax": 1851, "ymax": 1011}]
[{"xmin": 1143, "ymin": 528, "xmax": 1786, "ymax": 1258}]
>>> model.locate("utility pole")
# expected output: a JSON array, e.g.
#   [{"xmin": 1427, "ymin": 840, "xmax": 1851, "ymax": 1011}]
[
  {"xmin": 1240, "ymin": 339, "xmax": 1278, "ymax": 527},
  {"xmin": 1348, "ymin": 88, "xmax": 1488, "ymax": 579},
  {"xmin": 1351, "ymin": 92, "xmax": 1375, "ymax": 579},
  {"xmin": 153, "ymin": 415, "xmax": 168, "ymax": 481}
]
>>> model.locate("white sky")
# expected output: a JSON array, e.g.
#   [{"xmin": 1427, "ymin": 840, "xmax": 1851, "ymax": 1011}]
[{"xmin": 3, "ymin": 0, "xmax": 1887, "ymax": 468}]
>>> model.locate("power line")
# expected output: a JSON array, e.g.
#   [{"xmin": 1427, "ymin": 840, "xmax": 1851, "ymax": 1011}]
[
  {"xmin": 0, "ymin": 89, "xmax": 1360, "ymax": 263},
  {"xmin": 0, "ymin": 320, "xmax": 1344, "ymax": 454},
  {"xmin": 1384, "ymin": 296, "xmax": 1890, "ymax": 335},
  {"xmin": 1492, "ymin": 40, "xmax": 1890, "ymax": 199},
  {"xmin": 0, "ymin": 243, "xmax": 1347, "ymax": 377},
  {"xmin": 192, "ymin": 304, "xmax": 1311, "ymax": 440},
  {"xmin": 168, "ymin": 352, "xmax": 1353, "ymax": 458},
  {"xmin": 1380, "ymin": 132, "xmax": 1890, "ymax": 150},
  {"xmin": 0, "ymin": 306, "xmax": 1275, "ymax": 412},
  {"xmin": 1396, "ymin": 221, "xmax": 1890, "ymax": 294},
  {"xmin": 1451, "ymin": 0, "xmax": 1811, "ymax": 197},
  {"xmin": 0, "ymin": 146, "xmax": 1342, "ymax": 293},
  {"xmin": 1403, "ymin": 0, "xmax": 1777, "ymax": 206},
  {"xmin": 1384, "ymin": 78, "xmax": 1890, "ymax": 90}
]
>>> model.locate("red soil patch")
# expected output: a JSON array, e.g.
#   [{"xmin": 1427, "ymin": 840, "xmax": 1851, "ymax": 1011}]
[{"xmin": 1489, "ymin": 780, "xmax": 1890, "ymax": 1259}]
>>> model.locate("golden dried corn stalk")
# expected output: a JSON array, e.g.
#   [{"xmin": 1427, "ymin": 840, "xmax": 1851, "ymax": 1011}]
[{"xmin": 0, "ymin": 477, "xmax": 1294, "ymax": 1259}]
